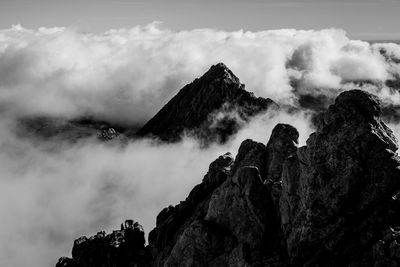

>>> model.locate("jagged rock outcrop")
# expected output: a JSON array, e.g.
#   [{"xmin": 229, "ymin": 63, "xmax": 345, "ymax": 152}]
[
  {"xmin": 265, "ymin": 124, "xmax": 299, "ymax": 183},
  {"xmin": 56, "ymin": 220, "xmax": 150, "ymax": 267},
  {"xmin": 136, "ymin": 63, "xmax": 277, "ymax": 144},
  {"xmin": 280, "ymin": 90, "xmax": 400, "ymax": 266},
  {"xmin": 148, "ymin": 152, "xmax": 234, "ymax": 266},
  {"xmin": 56, "ymin": 89, "xmax": 400, "ymax": 266},
  {"xmin": 147, "ymin": 124, "xmax": 298, "ymax": 266}
]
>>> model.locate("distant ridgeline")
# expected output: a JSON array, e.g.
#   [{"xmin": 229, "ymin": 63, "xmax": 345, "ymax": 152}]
[
  {"xmin": 18, "ymin": 55, "xmax": 400, "ymax": 145},
  {"xmin": 57, "ymin": 89, "xmax": 400, "ymax": 266},
  {"xmin": 17, "ymin": 63, "xmax": 277, "ymax": 146}
]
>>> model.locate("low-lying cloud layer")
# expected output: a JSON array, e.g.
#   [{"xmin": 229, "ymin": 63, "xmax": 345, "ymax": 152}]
[
  {"xmin": 0, "ymin": 24, "xmax": 400, "ymax": 267},
  {"xmin": 0, "ymin": 110, "xmax": 314, "ymax": 267}
]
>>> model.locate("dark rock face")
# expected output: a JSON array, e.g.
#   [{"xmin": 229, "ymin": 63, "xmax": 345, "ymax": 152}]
[
  {"xmin": 148, "ymin": 152, "xmax": 234, "ymax": 266},
  {"xmin": 280, "ymin": 90, "xmax": 400, "ymax": 265},
  {"xmin": 57, "ymin": 89, "xmax": 400, "ymax": 266},
  {"xmin": 56, "ymin": 220, "xmax": 150, "ymax": 267},
  {"xmin": 136, "ymin": 63, "xmax": 277, "ymax": 144},
  {"xmin": 146, "ymin": 124, "xmax": 300, "ymax": 266},
  {"xmin": 265, "ymin": 123, "xmax": 299, "ymax": 183},
  {"xmin": 146, "ymin": 139, "xmax": 287, "ymax": 266}
]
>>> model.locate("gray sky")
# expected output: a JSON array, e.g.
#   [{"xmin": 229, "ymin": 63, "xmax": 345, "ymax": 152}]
[{"xmin": 0, "ymin": 0, "xmax": 400, "ymax": 40}]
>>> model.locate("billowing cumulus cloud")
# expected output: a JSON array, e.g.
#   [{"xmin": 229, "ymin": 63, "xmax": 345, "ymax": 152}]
[
  {"xmin": 0, "ymin": 24, "xmax": 398, "ymax": 125},
  {"xmin": 0, "ymin": 23, "xmax": 400, "ymax": 267}
]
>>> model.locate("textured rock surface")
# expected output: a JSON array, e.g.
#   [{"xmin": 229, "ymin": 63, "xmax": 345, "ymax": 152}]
[
  {"xmin": 265, "ymin": 123, "xmax": 299, "ymax": 183},
  {"xmin": 136, "ymin": 63, "xmax": 277, "ymax": 144},
  {"xmin": 148, "ymin": 152, "xmax": 234, "ymax": 266},
  {"xmin": 146, "ymin": 123, "xmax": 301, "ymax": 266},
  {"xmin": 57, "ymin": 89, "xmax": 400, "ymax": 266},
  {"xmin": 56, "ymin": 220, "xmax": 149, "ymax": 267},
  {"xmin": 280, "ymin": 90, "xmax": 400, "ymax": 266}
]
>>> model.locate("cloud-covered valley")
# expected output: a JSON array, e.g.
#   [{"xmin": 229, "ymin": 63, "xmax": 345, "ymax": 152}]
[{"xmin": 1, "ymin": 23, "xmax": 400, "ymax": 267}]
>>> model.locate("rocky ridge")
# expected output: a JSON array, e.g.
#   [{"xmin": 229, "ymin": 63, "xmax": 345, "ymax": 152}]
[{"xmin": 57, "ymin": 89, "xmax": 400, "ymax": 266}]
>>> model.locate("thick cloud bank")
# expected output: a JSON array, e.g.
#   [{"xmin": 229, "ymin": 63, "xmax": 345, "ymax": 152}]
[
  {"xmin": 0, "ymin": 23, "xmax": 400, "ymax": 267},
  {"xmin": 1, "ymin": 24, "xmax": 400, "ymax": 125}
]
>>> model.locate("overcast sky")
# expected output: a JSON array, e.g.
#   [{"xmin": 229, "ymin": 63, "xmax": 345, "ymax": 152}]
[{"xmin": 0, "ymin": 0, "xmax": 399, "ymax": 40}]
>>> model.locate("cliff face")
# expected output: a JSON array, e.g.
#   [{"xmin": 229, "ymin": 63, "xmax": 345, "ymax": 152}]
[
  {"xmin": 57, "ymin": 89, "xmax": 400, "ymax": 266},
  {"xmin": 280, "ymin": 90, "xmax": 400, "ymax": 266},
  {"xmin": 135, "ymin": 63, "xmax": 277, "ymax": 144}
]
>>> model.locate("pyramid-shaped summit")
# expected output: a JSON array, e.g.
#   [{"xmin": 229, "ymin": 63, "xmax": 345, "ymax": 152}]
[{"xmin": 136, "ymin": 63, "xmax": 277, "ymax": 144}]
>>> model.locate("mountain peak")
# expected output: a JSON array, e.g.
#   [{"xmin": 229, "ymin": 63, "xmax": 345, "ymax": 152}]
[
  {"xmin": 207, "ymin": 62, "xmax": 230, "ymax": 74},
  {"xmin": 202, "ymin": 62, "xmax": 240, "ymax": 85},
  {"xmin": 210, "ymin": 62, "xmax": 228, "ymax": 70},
  {"xmin": 314, "ymin": 89, "xmax": 398, "ymax": 151},
  {"xmin": 333, "ymin": 89, "xmax": 382, "ymax": 120},
  {"xmin": 136, "ymin": 63, "xmax": 276, "ymax": 144}
]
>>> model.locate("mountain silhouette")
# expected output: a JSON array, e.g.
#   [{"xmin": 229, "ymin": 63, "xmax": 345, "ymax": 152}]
[{"xmin": 136, "ymin": 63, "xmax": 277, "ymax": 144}]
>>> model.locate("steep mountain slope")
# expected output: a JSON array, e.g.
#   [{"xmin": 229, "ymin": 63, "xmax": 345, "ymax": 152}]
[
  {"xmin": 57, "ymin": 89, "xmax": 400, "ymax": 266},
  {"xmin": 135, "ymin": 63, "xmax": 278, "ymax": 144}
]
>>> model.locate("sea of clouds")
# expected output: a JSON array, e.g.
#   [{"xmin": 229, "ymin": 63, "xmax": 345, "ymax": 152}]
[{"xmin": 0, "ymin": 23, "xmax": 400, "ymax": 267}]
